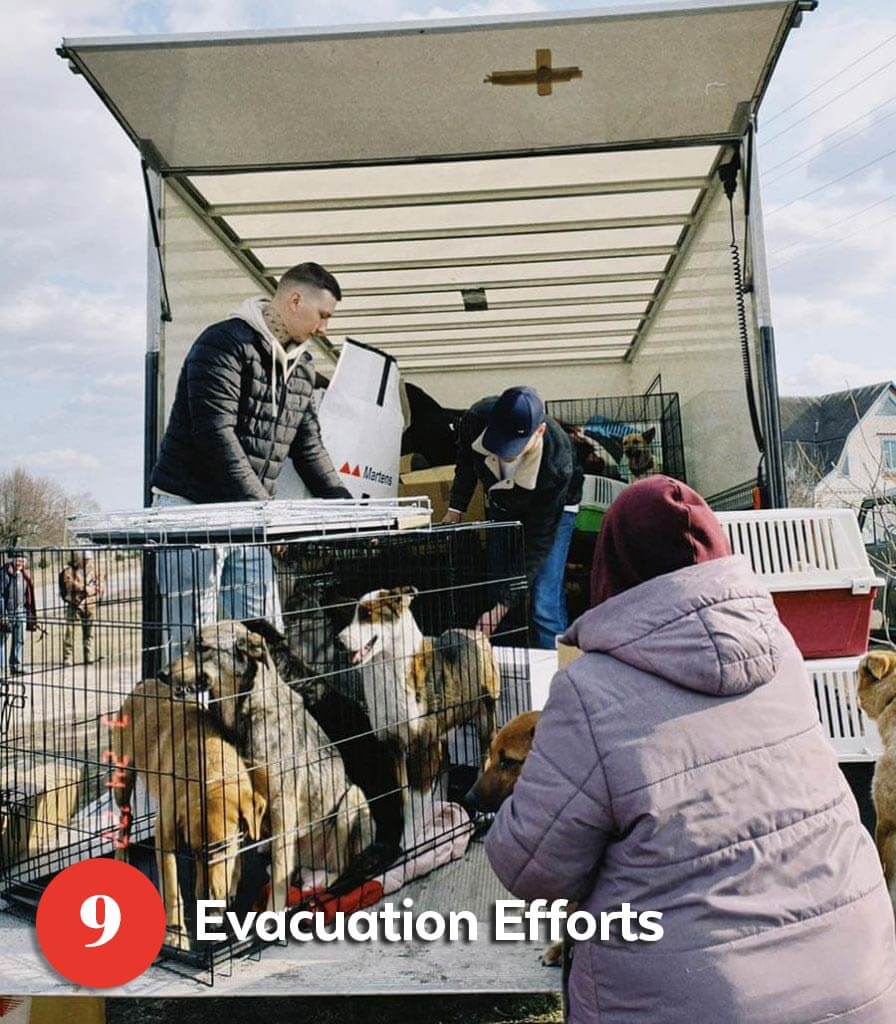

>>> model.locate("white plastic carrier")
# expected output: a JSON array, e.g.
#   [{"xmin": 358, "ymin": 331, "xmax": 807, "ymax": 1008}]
[
  {"xmin": 715, "ymin": 508, "xmax": 883, "ymax": 595},
  {"xmin": 807, "ymin": 656, "xmax": 882, "ymax": 762},
  {"xmin": 580, "ymin": 475, "xmax": 628, "ymax": 510}
]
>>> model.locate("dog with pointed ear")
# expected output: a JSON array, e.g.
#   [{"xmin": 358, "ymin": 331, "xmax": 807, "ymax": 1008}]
[
  {"xmin": 858, "ymin": 650, "xmax": 896, "ymax": 895},
  {"xmin": 622, "ymin": 426, "xmax": 657, "ymax": 480},
  {"xmin": 168, "ymin": 620, "xmax": 279, "ymax": 736}
]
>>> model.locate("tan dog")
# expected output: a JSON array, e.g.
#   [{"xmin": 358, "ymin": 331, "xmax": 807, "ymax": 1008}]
[
  {"xmin": 169, "ymin": 621, "xmax": 373, "ymax": 913},
  {"xmin": 858, "ymin": 649, "xmax": 896, "ymax": 902},
  {"xmin": 466, "ymin": 710, "xmax": 564, "ymax": 966},
  {"xmin": 338, "ymin": 587, "xmax": 501, "ymax": 847},
  {"xmin": 466, "ymin": 710, "xmax": 541, "ymax": 813},
  {"xmin": 622, "ymin": 427, "xmax": 656, "ymax": 480},
  {"xmin": 112, "ymin": 680, "xmax": 267, "ymax": 949}
]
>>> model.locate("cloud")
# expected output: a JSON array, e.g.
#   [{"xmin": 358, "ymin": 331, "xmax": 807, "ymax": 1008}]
[
  {"xmin": 0, "ymin": 284, "xmax": 142, "ymax": 353},
  {"xmin": 407, "ymin": 0, "xmax": 546, "ymax": 17},
  {"xmin": 781, "ymin": 354, "xmax": 895, "ymax": 396},
  {"xmin": 4, "ymin": 0, "xmax": 896, "ymax": 509},
  {"xmin": 26, "ymin": 449, "xmax": 103, "ymax": 473},
  {"xmin": 773, "ymin": 293, "xmax": 872, "ymax": 331}
]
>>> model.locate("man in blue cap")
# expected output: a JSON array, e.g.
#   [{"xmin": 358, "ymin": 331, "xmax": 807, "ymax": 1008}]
[{"xmin": 443, "ymin": 386, "xmax": 582, "ymax": 649}]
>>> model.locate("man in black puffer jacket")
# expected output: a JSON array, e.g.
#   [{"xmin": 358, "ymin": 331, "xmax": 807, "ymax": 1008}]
[
  {"xmin": 150, "ymin": 262, "xmax": 351, "ymax": 658},
  {"xmin": 151, "ymin": 262, "xmax": 350, "ymax": 503}
]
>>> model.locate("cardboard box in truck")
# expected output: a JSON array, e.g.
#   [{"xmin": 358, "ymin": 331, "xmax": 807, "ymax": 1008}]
[{"xmin": 399, "ymin": 466, "xmax": 485, "ymax": 522}]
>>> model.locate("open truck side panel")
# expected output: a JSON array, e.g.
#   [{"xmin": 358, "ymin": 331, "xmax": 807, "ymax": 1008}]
[{"xmin": 59, "ymin": 0, "xmax": 814, "ymax": 507}]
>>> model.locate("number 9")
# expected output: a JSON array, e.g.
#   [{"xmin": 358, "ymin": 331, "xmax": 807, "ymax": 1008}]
[{"xmin": 80, "ymin": 894, "xmax": 121, "ymax": 948}]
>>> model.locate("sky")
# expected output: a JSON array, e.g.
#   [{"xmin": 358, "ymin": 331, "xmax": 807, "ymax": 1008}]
[{"xmin": 1, "ymin": 0, "xmax": 895, "ymax": 508}]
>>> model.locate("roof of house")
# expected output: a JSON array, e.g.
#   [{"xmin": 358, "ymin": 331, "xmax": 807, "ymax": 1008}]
[{"xmin": 780, "ymin": 381, "xmax": 894, "ymax": 474}]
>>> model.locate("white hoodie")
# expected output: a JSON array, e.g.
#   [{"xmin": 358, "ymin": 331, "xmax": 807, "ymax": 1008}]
[{"xmin": 230, "ymin": 297, "xmax": 313, "ymax": 418}]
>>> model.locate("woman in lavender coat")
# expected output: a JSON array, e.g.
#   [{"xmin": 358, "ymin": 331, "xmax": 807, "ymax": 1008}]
[{"xmin": 486, "ymin": 476, "xmax": 896, "ymax": 1022}]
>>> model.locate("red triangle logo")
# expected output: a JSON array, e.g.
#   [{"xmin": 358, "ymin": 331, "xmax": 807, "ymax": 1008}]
[
  {"xmin": 352, "ymin": 465, "xmax": 362, "ymax": 477},
  {"xmin": 339, "ymin": 462, "xmax": 351, "ymax": 474}
]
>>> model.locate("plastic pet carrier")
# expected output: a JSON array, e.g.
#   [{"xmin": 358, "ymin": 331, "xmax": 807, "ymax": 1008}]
[
  {"xmin": 575, "ymin": 475, "xmax": 628, "ymax": 534},
  {"xmin": 808, "ymin": 656, "xmax": 882, "ymax": 763},
  {"xmin": 716, "ymin": 509, "xmax": 884, "ymax": 660}
]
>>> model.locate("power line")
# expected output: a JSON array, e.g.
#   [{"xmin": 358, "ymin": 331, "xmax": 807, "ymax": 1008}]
[
  {"xmin": 764, "ymin": 107, "xmax": 896, "ymax": 187},
  {"xmin": 768, "ymin": 194, "xmax": 896, "ymax": 257},
  {"xmin": 760, "ymin": 53, "xmax": 896, "ymax": 146},
  {"xmin": 766, "ymin": 145, "xmax": 896, "ymax": 216},
  {"xmin": 763, "ymin": 95, "xmax": 896, "ymax": 178},
  {"xmin": 770, "ymin": 207, "xmax": 896, "ymax": 271},
  {"xmin": 762, "ymin": 29, "xmax": 896, "ymax": 127}
]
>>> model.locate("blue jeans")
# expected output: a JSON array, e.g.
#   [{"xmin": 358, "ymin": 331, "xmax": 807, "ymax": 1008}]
[
  {"xmin": 531, "ymin": 510, "xmax": 576, "ymax": 650},
  {"xmin": 0, "ymin": 611, "xmax": 26, "ymax": 672},
  {"xmin": 153, "ymin": 494, "xmax": 282, "ymax": 664}
]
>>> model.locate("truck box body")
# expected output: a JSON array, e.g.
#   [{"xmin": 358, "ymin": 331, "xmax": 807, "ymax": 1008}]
[{"xmin": 59, "ymin": 0, "xmax": 808, "ymax": 509}]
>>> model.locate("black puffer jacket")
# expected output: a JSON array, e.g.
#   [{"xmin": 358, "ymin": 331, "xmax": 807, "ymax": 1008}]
[{"xmin": 151, "ymin": 318, "xmax": 350, "ymax": 503}]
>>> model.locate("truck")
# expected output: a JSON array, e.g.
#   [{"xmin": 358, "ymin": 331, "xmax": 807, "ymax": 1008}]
[{"xmin": 1, "ymin": 0, "xmax": 817, "ymax": 997}]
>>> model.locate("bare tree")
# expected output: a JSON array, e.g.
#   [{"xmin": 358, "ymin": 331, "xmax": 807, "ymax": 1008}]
[{"xmin": 0, "ymin": 468, "xmax": 98, "ymax": 549}]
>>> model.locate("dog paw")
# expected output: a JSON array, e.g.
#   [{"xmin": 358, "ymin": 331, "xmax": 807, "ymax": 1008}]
[
  {"xmin": 541, "ymin": 942, "xmax": 563, "ymax": 967},
  {"xmin": 164, "ymin": 926, "xmax": 192, "ymax": 951}
]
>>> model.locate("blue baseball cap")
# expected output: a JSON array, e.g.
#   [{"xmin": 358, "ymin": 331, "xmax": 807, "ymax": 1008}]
[{"xmin": 482, "ymin": 386, "xmax": 545, "ymax": 460}]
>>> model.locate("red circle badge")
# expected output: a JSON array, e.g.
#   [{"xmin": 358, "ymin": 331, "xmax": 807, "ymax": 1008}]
[{"xmin": 36, "ymin": 859, "xmax": 167, "ymax": 988}]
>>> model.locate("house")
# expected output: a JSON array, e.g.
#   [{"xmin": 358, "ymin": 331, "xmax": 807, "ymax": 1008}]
[{"xmin": 780, "ymin": 381, "xmax": 896, "ymax": 509}]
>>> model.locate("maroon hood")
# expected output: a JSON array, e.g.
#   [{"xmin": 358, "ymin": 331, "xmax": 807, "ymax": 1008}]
[{"xmin": 590, "ymin": 475, "xmax": 731, "ymax": 606}]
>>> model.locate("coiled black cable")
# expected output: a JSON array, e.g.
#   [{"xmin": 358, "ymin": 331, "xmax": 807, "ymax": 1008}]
[
  {"xmin": 719, "ymin": 153, "xmax": 767, "ymax": 500},
  {"xmin": 727, "ymin": 199, "xmax": 766, "ymax": 457}
]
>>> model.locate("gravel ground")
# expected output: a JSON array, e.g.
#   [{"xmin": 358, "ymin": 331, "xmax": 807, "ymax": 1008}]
[{"xmin": 105, "ymin": 995, "xmax": 564, "ymax": 1024}]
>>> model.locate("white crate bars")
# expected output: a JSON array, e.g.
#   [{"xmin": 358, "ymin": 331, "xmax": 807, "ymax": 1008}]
[{"xmin": 715, "ymin": 508, "xmax": 882, "ymax": 596}]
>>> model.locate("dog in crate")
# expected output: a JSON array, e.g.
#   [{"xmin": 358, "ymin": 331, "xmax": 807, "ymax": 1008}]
[
  {"xmin": 557, "ymin": 419, "xmax": 620, "ymax": 478},
  {"xmin": 252, "ymin": 594, "xmax": 406, "ymax": 879},
  {"xmin": 857, "ymin": 649, "xmax": 896, "ymax": 902},
  {"xmin": 169, "ymin": 620, "xmax": 374, "ymax": 913},
  {"xmin": 622, "ymin": 427, "xmax": 656, "ymax": 480},
  {"xmin": 112, "ymin": 680, "xmax": 268, "ymax": 949},
  {"xmin": 338, "ymin": 586, "xmax": 501, "ymax": 846}
]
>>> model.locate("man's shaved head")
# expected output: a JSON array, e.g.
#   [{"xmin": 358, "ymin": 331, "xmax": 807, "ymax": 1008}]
[
  {"xmin": 276, "ymin": 262, "xmax": 341, "ymax": 302},
  {"xmin": 273, "ymin": 262, "xmax": 341, "ymax": 342}
]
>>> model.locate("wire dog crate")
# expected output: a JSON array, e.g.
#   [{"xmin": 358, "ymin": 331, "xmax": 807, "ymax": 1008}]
[
  {"xmin": 0, "ymin": 504, "xmax": 531, "ymax": 985},
  {"xmin": 546, "ymin": 391, "xmax": 686, "ymax": 485}
]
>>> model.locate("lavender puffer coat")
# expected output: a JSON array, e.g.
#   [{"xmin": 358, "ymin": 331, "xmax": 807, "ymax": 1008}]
[{"xmin": 486, "ymin": 556, "xmax": 896, "ymax": 1023}]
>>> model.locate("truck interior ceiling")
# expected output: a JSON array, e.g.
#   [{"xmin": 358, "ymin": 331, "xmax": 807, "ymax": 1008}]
[{"xmin": 58, "ymin": 0, "xmax": 816, "ymax": 505}]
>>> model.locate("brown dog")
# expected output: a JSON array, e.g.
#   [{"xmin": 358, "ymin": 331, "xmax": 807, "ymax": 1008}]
[
  {"xmin": 467, "ymin": 710, "xmax": 565, "ymax": 966},
  {"xmin": 170, "ymin": 622, "xmax": 373, "ymax": 913},
  {"xmin": 857, "ymin": 649, "xmax": 896, "ymax": 903},
  {"xmin": 622, "ymin": 427, "xmax": 656, "ymax": 480},
  {"xmin": 467, "ymin": 710, "xmax": 541, "ymax": 813},
  {"xmin": 112, "ymin": 680, "xmax": 267, "ymax": 949}
]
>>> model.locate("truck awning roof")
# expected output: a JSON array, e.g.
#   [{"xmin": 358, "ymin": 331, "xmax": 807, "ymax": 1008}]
[
  {"xmin": 60, "ymin": 0, "xmax": 797, "ymax": 173},
  {"xmin": 60, "ymin": 0, "xmax": 805, "ymax": 371}
]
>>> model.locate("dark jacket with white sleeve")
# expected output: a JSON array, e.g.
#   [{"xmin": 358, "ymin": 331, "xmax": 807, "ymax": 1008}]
[{"xmin": 448, "ymin": 397, "xmax": 582, "ymax": 586}]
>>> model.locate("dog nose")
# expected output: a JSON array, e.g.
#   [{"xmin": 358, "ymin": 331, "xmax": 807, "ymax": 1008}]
[{"xmin": 463, "ymin": 786, "xmax": 482, "ymax": 814}]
